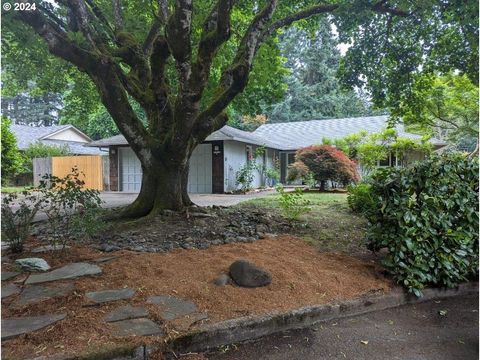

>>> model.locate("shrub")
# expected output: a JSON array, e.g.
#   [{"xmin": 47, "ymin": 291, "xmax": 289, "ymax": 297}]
[
  {"xmin": 1, "ymin": 192, "xmax": 41, "ymax": 252},
  {"xmin": 366, "ymin": 153, "xmax": 479, "ymax": 296},
  {"xmin": 1, "ymin": 117, "xmax": 24, "ymax": 184},
  {"xmin": 293, "ymin": 145, "xmax": 359, "ymax": 190},
  {"xmin": 275, "ymin": 184, "xmax": 311, "ymax": 220},
  {"xmin": 235, "ymin": 163, "xmax": 256, "ymax": 192},
  {"xmin": 347, "ymin": 183, "xmax": 375, "ymax": 214},
  {"xmin": 21, "ymin": 142, "xmax": 70, "ymax": 175},
  {"xmin": 265, "ymin": 167, "xmax": 280, "ymax": 187},
  {"xmin": 38, "ymin": 167, "xmax": 103, "ymax": 248}
]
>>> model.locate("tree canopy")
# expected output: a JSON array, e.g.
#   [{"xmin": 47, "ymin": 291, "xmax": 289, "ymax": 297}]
[
  {"xmin": 1, "ymin": 117, "xmax": 23, "ymax": 184},
  {"xmin": 2, "ymin": 0, "xmax": 478, "ymax": 216}
]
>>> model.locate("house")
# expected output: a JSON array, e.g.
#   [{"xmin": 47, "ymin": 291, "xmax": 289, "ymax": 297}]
[
  {"xmin": 88, "ymin": 115, "xmax": 446, "ymax": 194},
  {"xmin": 10, "ymin": 124, "xmax": 106, "ymax": 155}
]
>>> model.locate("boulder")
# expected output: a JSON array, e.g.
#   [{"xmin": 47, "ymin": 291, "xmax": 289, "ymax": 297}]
[
  {"xmin": 213, "ymin": 274, "xmax": 231, "ymax": 286},
  {"xmin": 229, "ymin": 260, "xmax": 272, "ymax": 288},
  {"xmin": 15, "ymin": 258, "xmax": 51, "ymax": 272}
]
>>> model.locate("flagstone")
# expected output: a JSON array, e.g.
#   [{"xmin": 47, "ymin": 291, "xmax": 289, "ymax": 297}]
[
  {"xmin": 25, "ymin": 263, "xmax": 101, "ymax": 285},
  {"xmin": 1, "ymin": 313, "xmax": 66, "ymax": 340}
]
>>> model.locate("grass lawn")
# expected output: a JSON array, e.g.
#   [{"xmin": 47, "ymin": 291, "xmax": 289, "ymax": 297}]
[
  {"xmin": 1, "ymin": 186, "xmax": 29, "ymax": 193},
  {"xmin": 237, "ymin": 192, "xmax": 369, "ymax": 256}
]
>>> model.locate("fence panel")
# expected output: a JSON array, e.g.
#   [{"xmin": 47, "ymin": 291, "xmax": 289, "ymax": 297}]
[
  {"xmin": 33, "ymin": 157, "xmax": 52, "ymax": 187},
  {"xmin": 51, "ymin": 156, "xmax": 103, "ymax": 191}
]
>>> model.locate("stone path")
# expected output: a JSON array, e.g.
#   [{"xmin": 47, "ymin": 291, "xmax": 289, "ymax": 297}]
[
  {"xmin": 104, "ymin": 305, "xmax": 148, "ymax": 322},
  {"xmin": 15, "ymin": 283, "xmax": 75, "ymax": 307},
  {"xmin": 1, "ymin": 314, "xmax": 67, "ymax": 340},
  {"xmin": 1, "ymin": 284, "xmax": 21, "ymax": 299},
  {"xmin": 25, "ymin": 263, "xmax": 102, "ymax": 285},
  {"xmin": 86, "ymin": 288, "xmax": 135, "ymax": 304},
  {"xmin": 1, "ymin": 272, "xmax": 19, "ymax": 281},
  {"xmin": 1, "ymin": 253, "xmax": 208, "ymax": 343},
  {"xmin": 15, "ymin": 258, "xmax": 51, "ymax": 272},
  {"xmin": 31, "ymin": 245, "xmax": 70, "ymax": 253}
]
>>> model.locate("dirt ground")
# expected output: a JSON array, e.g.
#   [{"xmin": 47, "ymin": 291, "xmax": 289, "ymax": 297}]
[{"xmin": 2, "ymin": 236, "xmax": 391, "ymax": 359}]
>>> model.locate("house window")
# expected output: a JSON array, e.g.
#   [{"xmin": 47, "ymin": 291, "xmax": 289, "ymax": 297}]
[
  {"xmin": 246, "ymin": 145, "xmax": 253, "ymax": 162},
  {"xmin": 377, "ymin": 153, "xmax": 398, "ymax": 167}
]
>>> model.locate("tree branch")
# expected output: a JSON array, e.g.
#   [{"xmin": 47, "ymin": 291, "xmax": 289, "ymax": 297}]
[{"xmin": 112, "ymin": 0, "xmax": 124, "ymax": 31}]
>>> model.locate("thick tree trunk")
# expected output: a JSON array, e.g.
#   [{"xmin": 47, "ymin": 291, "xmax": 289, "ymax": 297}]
[{"xmin": 120, "ymin": 157, "xmax": 193, "ymax": 218}]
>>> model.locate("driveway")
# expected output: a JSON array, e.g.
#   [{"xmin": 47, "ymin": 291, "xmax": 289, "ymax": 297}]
[
  {"xmin": 99, "ymin": 190, "xmax": 275, "ymax": 209},
  {"xmin": 207, "ymin": 293, "xmax": 479, "ymax": 360}
]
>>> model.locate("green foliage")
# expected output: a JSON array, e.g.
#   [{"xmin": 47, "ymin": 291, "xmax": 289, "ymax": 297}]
[
  {"xmin": 265, "ymin": 22, "xmax": 374, "ymax": 123},
  {"xmin": 324, "ymin": 128, "xmax": 433, "ymax": 175},
  {"xmin": 1, "ymin": 117, "xmax": 23, "ymax": 184},
  {"xmin": 1, "ymin": 191, "xmax": 41, "ymax": 253},
  {"xmin": 346, "ymin": 183, "xmax": 375, "ymax": 214},
  {"xmin": 21, "ymin": 142, "xmax": 71, "ymax": 175},
  {"xmin": 275, "ymin": 184, "xmax": 311, "ymax": 220},
  {"xmin": 365, "ymin": 153, "xmax": 479, "ymax": 295},
  {"xmin": 235, "ymin": 163, "xmax": 256, "ymax": 193},
  {"xmin": 38, "ymin": 167, "xmax": 103, "ymax": 247},
  {"xmin": 1, "ymin": 93, "xmax": 62, "ymax": 126},
  {"xmin": 292, "ymin": 145, "xmax": 360, "ymax": 189},
  {"xmin": 399, "ymin": 73, "xmax": 479, "ymax": 152}
]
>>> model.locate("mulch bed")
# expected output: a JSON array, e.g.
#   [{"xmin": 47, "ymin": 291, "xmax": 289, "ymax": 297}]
[{"xmin": 2, "ymin": 235, "xmax": 391, "ymax": 359}]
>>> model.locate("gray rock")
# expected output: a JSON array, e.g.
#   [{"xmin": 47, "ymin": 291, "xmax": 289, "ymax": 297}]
[
  {"xmin": 100, "ymin": 244, "xmax": 121, "ymax": 252},
  {"xmin": 31, "ymin": 245, "xmax": 71, "ymax": 253},
  {"xmin": 1, "ymin": 284, "xmax": 21, "ymax": 299},
  {"xmin": 15, "ymin": 283, "xmax": 75, "ymax": 306},
  {"xmin": 104, "ymin": 305, "xmax": 149, "ymax": 322},
  {"xmin": 229, "ymin": 260, "xmax": 272, "ymax": 288},
  {"xmin": 214, "ymin": 274, "xmax": 231, "ymax": 286},
  {"xmin": 1, "ymin": 313, "xmax": 66, "ymax": 340},
  {"xmin": 111, "ymin": 318, "xmax": 163, "ymax": 337},
  {"xmin": 147, "ymin": 295, "xmax": 198, "ymax": 321},
  {"xmin": 1, "ymin": 241, "xmax": 9, "ymax": 251},
  {"xmin": 92, "ymin": 256, "xmax": 117, "ymax": 263},
  {"xmin": 1, "ymin": 272, "xmax": 19, "ymax": 281},
  {"xmin": 25, "ymin": 263, "xmax": 102, "ymax": 285},
  {"xmin": 86, "ymin": 288, "xmax": 135, "ymax": 304},
  {"xmin": 15, "ymin": 258, "xmax": 51, "ymax": 272}
]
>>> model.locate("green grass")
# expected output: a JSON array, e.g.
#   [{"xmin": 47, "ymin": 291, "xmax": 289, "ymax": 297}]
[
  {"xmin": 238, "ymin": 192, "xmax": 368, "ymax": 255},
  {"xmin": 1, "ymin": 186, "xmax": 29, "ymax": 193}
]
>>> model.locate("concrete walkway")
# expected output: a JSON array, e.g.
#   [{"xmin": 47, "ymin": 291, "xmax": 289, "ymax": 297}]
[{"xmin": 208, "ymin": 294, "xmax": 479, "ymax": 360}]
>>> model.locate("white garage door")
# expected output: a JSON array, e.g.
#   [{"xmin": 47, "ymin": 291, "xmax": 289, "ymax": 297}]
[
  {"xmin": 119, "ymin": 147, "xmax": 142, "ymax": 192},
  {"xmin": 188, "ymin": 144, "xmax": 212, "ymax": 193},
  {"xmin": 119, "ymin": 145, "xmax": 212, "ymax": 193}
]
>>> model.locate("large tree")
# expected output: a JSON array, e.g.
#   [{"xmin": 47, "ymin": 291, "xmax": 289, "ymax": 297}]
[{"xmin": 4, "ymin": 0, "xmax": 477, "ymax": 217}]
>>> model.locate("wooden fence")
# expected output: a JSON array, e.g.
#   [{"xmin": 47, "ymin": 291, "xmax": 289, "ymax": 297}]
[{"xmin": 33, "ymin": 155, "xmax": 105, "ymax": 191}]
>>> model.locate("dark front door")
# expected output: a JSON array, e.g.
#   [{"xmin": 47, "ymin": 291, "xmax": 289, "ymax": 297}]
[{"xmin": 211, "ymin": 141, "xmax": 224, "ymax": 193}]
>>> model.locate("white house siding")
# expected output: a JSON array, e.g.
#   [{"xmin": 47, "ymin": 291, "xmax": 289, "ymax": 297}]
[
  {"xmin": 223, "ymin": 140, "xmax": 278, "ymax": 192},
  {"xmin": 46, "ymin": 128, "xmax": 90, "ymax": 143}
]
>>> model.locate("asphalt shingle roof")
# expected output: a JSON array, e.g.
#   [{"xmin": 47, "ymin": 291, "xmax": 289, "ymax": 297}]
[
  {"xmin": 88, "ymin": 116, "xmax": 446, "ymax": 151},
  {"xmin": 253, "ymin": 115, "xmax": 446, "ymax": 151},
  {"xmin": 10, "ymin": 124, "xmax": 106, "ymax": 155}
]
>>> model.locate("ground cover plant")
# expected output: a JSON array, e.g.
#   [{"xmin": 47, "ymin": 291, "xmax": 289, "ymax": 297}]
[
  {"xmin": 238, "ymin": 191, "xmax": 368, "ymax": 255},
  {"xmin": 363, "ymin": 153, "xmax": 479, "ymax": 295}
]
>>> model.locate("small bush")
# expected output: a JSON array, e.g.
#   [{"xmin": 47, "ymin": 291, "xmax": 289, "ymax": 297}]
[
  {"xmin": 235, "ymin": 163, "xmax": 256, "ymax": 192},
  {"xmin": 366, "ymin": 153, "xmax": 479, "ymax": 296},
  {"xmin": 1, "ymin": 192, "xmax": 41, "ymax": 252},
  {"xmin": 347, "ymin": 183, "xmax": 375, "ymax": 214},
  {"xmin": 38, "ymin": 167, "xmax": 103, "ymax": 248},
  {"xmin": 275, "ymin": 184, "xmax": 311, "ymax": 220}
]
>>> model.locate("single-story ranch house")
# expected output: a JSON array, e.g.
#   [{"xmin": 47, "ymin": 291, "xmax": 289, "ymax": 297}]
[{"xmin": 88, "ymin": 115, "xmax": 446, "ymax": 194}]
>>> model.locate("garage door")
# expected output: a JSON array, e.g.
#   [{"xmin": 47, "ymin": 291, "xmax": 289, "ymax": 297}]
[
  {"xmin": 188, "ymin": 144, "xmax": 212, "ymax": 193},
  {"xmin": 119, "ymin": 145, "xmax": 212, "ymax": 193},
  {"xmin": 119, "ymin": 148, "xmax": 142, "ymax": 192}
]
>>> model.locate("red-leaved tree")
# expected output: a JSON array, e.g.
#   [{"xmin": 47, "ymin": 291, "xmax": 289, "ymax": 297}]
[{"xmin": 289, "ymin": 145, "xmax": 359, "ymax": 190}]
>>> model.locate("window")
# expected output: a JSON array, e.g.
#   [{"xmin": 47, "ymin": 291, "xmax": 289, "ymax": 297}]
[
  {"xmin": 246, "ymin": 145, "xmax": 253, "ymax": 162},
  {"xmin": 377, "ymin": 153, "xmax": 399, "ymax": 167}
]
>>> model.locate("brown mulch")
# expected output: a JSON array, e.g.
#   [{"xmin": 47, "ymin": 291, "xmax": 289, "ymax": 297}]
[{"xmin": 2, "ymin": 235, "xmax": 391, "ymax": 359}]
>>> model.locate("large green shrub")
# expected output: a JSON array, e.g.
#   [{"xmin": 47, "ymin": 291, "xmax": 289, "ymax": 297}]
[
  {"xmin": 347, "ymin": 183, "xmax": 375, "ymax": 214},
  {"xmin": 366, "ymin": 153, "xmax": 478, "ymax": 295}
]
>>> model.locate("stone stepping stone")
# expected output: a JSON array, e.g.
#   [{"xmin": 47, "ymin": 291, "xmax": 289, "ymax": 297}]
[
  {"xmin": 1, "ymin": 284, "xmax": 20, "ymax": 299},
  {"xmin": 15, "ymin": 283, "xmax": 75, "ymax": 306},
  {"xmin": 31, "ymin": 245, "xmax": 71, "ymax": 253},
  {"xmin": 1, "ymin": 272, "xmax": 19, "ymax": 281},
  {"xmin": 147, "ymin": 295, "xmax": 198, "ymax": 321},
  {"xmin": 111, "ymin": 318, "xmax": 163, "ymax": 337},
  {"xmin": 15, "ymin": 258, "xmax": 51, "ymax": 272},
  {"xmin": 86, "ymin": 288, "xmax": 135, "ymax": 304},
  {"xmin": 25, "ymin": 263, "xmax": 102, "ymax": 285},
  {"xmin": 92, "ymin": 256, "xmax": 117, "ymax": 263},
  {"xmin": 104, "ymin": 305, "xmax": 148, "ymax": 322},
  {"xmin": 1, "ymin": 313, "xmax": 66, "ymax": 340}
]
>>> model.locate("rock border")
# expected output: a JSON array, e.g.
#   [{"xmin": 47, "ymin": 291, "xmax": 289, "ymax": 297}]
[{"xmin": 26, "ymin": 283, "xmax": 478, "ymax": 360}]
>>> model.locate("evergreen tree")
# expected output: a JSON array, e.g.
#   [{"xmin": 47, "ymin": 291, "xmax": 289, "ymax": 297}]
[{"xmin": 265, "ymin": 21, "xmax": 379, "ymax": 123}]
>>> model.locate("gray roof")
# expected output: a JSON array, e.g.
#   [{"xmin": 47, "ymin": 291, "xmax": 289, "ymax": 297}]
[
  {"xmin": 253, "ymin": 115, "xmax": 446, "ymax": 150},
  {"xmin": 88, "ymin": 116, "xmax": 446, "ymax": 151},
  {"xmin": 10, "ymin": 124, "xmax": 106, "ymax": 155}
]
